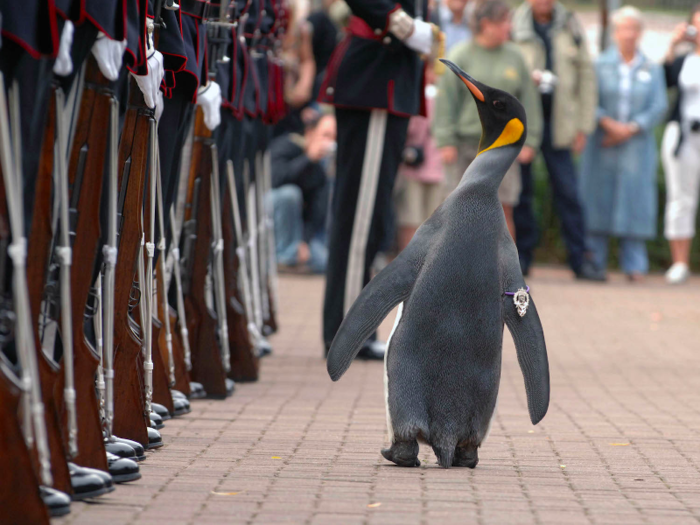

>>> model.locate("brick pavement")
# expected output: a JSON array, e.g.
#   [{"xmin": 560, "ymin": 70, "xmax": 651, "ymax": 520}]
[{"xmin": 55, "ymin": 268, "xmax": 700, "ymax": 525}]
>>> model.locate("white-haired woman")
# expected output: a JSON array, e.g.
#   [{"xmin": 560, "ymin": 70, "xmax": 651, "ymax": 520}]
[
  {"xmin": 661, "ymin": 3, "xmax": 700, "ymax": 284},
  {"xmin": 579, "ymin": 6, "xmax": 668, "ymax": 281}
]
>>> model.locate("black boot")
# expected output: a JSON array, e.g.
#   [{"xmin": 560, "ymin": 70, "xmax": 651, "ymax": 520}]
[
  {"xmin": 68, "ymin": 463, "xmax": 114, "ymax": 500},
  {"xmin": 107, "ymin": 435, "xmax": 147, "ymax": 461},
  {"xmin": 104, "ymin": 437, "xmax": 138, "ymax": 461},
  {"xmin": 150, "ymin": 410, "xmax": 165, "ymax": 429},
  {"xmin": 151, "ymin": 402, "xmax": 172, "ymax": 421},
  {"xmin": 40, "ymin": 486, "xmax": 71, "ymax": 517},
  {"xmin": 147, "ymin": 427, "xmax": 164, "ymax": 449},
  {"xmin": 106, "ymin": 452, "xmax": 141, "ymax": 483},
  {"xmin": 172, "ymin": 395, "xmax": 190, "ymax": 416},
  {"xmin": 189, "ymin": 382, "xmax": 206, "ymax": 399}
]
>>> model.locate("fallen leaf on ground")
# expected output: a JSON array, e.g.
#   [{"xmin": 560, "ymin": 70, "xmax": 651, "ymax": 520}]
[
  {"xmin": 609, "ymin": 443, "xmax": 630, "ymax": 446},
  {"xmin": 211, "ymin": 492, "xmax": 240, "ymax": 496},
  {"xmin": 528, "ymin": 430, "xmax": 534, "ymax": 434},
  {"xmin": 560, "ymin": 465, "xmax": 566, "ymax": 468},
  {"xmin": 271, "ymin": 456, "xmax": 282, "ymax": 459},
  {"xmin": 368, "ymin": 503, "xmax": 382, "ymax": 508}
]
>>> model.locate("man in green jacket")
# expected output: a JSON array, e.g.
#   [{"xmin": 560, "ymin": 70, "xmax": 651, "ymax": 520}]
[
  {"xmin": 511, "ymin": 0, "xmax": 605, "ymax": 280},
  {"xmin": 434, "ymin": 0, "xmax": 542, "ymax": 239}
]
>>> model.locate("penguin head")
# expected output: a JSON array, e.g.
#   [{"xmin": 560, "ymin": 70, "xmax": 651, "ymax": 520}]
[{"xmin": 440, "ymin": 59, "xmax": 527, "ymax": 156}]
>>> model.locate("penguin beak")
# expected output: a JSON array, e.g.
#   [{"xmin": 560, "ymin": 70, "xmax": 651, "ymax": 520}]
[{"xmin": 439, "ymin": 59, "xmax": 486, "ymax": 103}]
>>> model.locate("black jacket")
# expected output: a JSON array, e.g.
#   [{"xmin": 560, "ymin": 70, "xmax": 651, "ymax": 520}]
[{"xmin": 317, "ymin": 0, "xmax": 428, "ymax": 117}]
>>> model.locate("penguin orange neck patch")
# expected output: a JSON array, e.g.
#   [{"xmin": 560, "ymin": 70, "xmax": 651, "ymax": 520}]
[{"xmin": 478, "ymin": 118, "xmax": 524, "ymax": 155}]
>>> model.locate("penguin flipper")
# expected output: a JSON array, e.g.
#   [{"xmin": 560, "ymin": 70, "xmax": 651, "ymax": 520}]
[
  {"xmin": 504, "ymin": 297, "xmax": 550, "ymax": 425},
  {"xmin": 327, "ymin": 252, "xmax": 420, "ymax": 381}
]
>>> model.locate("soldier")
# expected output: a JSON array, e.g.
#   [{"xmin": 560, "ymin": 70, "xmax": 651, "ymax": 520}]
[{"xmin": 318, "ymin": 0, "xmax": 440, "ymax": 358}]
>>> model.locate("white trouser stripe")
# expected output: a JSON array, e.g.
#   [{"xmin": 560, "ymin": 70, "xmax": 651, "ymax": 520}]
[{"xmin": 344, "ymin": 109, "xmax": 388, "ymax": 314}]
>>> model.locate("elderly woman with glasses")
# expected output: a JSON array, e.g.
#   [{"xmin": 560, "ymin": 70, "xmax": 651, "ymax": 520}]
[{"xmin": 579, "ymin": 6, "xmax": 668, "ymax": 281}]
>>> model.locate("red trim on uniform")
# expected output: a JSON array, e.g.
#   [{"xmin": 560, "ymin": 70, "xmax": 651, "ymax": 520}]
[
  {"xmin": 0, "ymin": 32, "xmax": 44, "ymax": 59},
  {"xmin": 387, "ymin": 80, "xmax": 412, "ymax": 118},
  {"xmin": 347, "ymin": 16, "xmax": 383, "ymax": 40},
  {"xmin": 84, "ymin": 13, "xmax": 121, "ymax": 41}
]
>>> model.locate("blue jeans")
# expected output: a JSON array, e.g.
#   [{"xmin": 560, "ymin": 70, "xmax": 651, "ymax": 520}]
[
  {"xmin": 587, "ymin": 234, "xmax": 649, "ymax": 275},
  {"xmin": 272, "ymin": 185, "xmax": 304, "ymax": 266},
  {"xmin": 271, "ymin": 185, "xmax": 328, "ymax": 273}
]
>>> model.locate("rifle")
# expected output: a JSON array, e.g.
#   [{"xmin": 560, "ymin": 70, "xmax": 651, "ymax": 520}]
[
  {"xmin": 111, "ymin": 72, "xmax": 152, "ymax": 448},
  {"xmin": 181, "ymin": 111, "xmax": 230, "ymax": 398},
  {"xmin": 143, "ymin": 132, "xmax": 175, "ymax": 416},
  {"xmin": 0, "ymin": 75, "xmax": 53, "ymax": 486},
  {"xmin": 26, "ymin": 86, "xmax": 73, "ymax": 494},
  {"xmin": 101, "ymin": 95, "xmax": 120, "ymax": 440},
  {"xmin": 224, "ymin": 160, "xmax": 259, "ymax": 381},
  {"xmin": 58, "ymin": 56, "xmax": 113, "ymax": 470},
  {"xmin": 167, "ymin": 206, "xmax": 193, "ymax": 395},
  {"xmin": 0, "ymin": 353, "xmax": 50, "ymax": 525},
  {"xmin": 0, "ymin": 88, "xmax": 50, "ymax": 522},
  {"xmin": 154, "ymin": 149, "xmax": 177, "ymax": 391},
  {"xmin": 261, "ymin": 148, "xmax": 279, "ymax": 334}
]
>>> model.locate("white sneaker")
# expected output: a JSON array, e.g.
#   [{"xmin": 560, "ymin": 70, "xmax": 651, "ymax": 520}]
[{"xmin": 665, "ymin": 262, "xmax": 690, "ymax": 284}]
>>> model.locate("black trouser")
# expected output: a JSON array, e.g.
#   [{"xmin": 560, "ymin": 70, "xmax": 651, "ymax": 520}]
[
  {"xmin": 322, "ymin": 107, "xmax": 409, "ymax": 349},
  {"xmin": 514, "ymin": 119, "xmax": 587, "ymax": 274}
]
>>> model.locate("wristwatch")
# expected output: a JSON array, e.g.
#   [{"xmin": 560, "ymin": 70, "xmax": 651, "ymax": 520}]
[{"xmin": 628, "ymin": 121, "xmax": 641, "ymax": 135}]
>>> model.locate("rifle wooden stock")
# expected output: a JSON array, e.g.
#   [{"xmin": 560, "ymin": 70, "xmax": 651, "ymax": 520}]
[
  {"xmin": 221, "ymin": 183, "xmax": 258, "ymax": 382},
  {"xmin": 111, "ymin": 78, "xmax": 151, "ymax": 447},
  {"xmin": 143, "ymin": 155, "xmax": 175, "ymax": 414},
  {"xmin": 58, "ymin": 57, "xmax": 111, "ymax": 471},
  {"xmin": 156, "ymin": 259, "xmax": 191, "ymax": 396},
  {"xmin": 0, "ymin": 358, "xmax": 50, "ymax": 525},
  {"xmin": 150, "ymin": 316, "xmax": 175, "ymax": 412},
  {"xmin": 183, "ymin": 108, "xmax": 228, "ymax": 398},
  {"xmin": 166, "ymin": 306, "xmax": 191, "ymax": 395},
  {"xmin": 26, "ymin": 88, "xmax": 72, "ymax": 494}
]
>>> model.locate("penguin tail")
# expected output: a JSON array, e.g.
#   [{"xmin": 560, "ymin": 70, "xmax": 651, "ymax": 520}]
[
  {"xmin": 431, "ymin": 436, "xmax": 458, "ymax": 469},
  {"xmin": 327, "ymin": 248, "xmax": 423, "ymax": 381}
]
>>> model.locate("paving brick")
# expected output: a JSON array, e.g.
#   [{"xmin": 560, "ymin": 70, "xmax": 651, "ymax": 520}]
[{"xmin": 52, "ymin": 269, "xmax": 700, "ymax": 524}]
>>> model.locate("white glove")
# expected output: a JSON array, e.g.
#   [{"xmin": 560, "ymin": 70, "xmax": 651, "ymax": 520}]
[
  {"xmin": 132, "ymin": 50, "xmax": 165, "ymax": 109},
  {"xmin": 53, "ymin": 21, "xmax": 74, "ymax": 76},
  {"xmin": 196, "ymin": 81, "xmax": 222, "ymax": 131},
  {"xmin": 404, "ymin": 18, "xmax": 433, "ymax": 56},
  {"xmin": 91, "ymin": 33, "xmax": 127, "ymax": 81},
  {"xmin": 155, "ymin": 90, "xmax": 164, "ymax": 122}
]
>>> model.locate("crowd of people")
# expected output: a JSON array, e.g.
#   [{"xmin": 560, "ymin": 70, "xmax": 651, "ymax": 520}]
[{"xmin": 270, "ymin": 0, "xmax": 700, "ymax": 289}]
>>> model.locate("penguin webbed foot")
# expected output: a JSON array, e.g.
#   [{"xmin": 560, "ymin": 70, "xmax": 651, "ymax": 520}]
[
  {"xmin": 452, "ymin": 445, "xmax": 479, "ymax": 469},
  {"xmin": 381, "ymin": 440, "xmax": 420, "ymax": 467}
]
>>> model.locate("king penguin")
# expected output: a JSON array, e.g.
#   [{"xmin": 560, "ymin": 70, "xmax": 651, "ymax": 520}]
[{"xmin": 326, "ymin": 60, "xmax": 550, "ymax": 469}]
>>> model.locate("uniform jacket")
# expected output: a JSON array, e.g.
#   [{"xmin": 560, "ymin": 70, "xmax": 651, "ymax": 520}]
[
  {"xmin": 317, "ymin": 0, "xmax": 429, "ymax": 117},
  {"xmin": 511, "ymin": 2, "xmax": 597, "ymax": 149},
  {"xmin": 579, "ymin": 47, "xmax": 667, "ymax": 239}
]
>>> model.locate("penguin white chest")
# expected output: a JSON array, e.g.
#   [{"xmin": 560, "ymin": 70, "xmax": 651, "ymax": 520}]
[{"xmin": 384, "ymin": 302, "xmax": 404, "ymax": 441}]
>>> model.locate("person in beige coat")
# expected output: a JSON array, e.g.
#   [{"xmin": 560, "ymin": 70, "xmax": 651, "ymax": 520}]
[{"xmin": 510, "ymin": 0, "xmax": 605, "ymax": 281}]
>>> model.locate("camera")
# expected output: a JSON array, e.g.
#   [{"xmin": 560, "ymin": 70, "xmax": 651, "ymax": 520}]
[
  {"xmin": 686, "ymin": 25, "xmax": 698, "ymax": 41},
  {"xmin": 534, "ymin": 69, "xmax": 558, "ymax": 94},
  {"xmin": 690, "ymin": 121, "xmax": 700, "ymax": 133}
]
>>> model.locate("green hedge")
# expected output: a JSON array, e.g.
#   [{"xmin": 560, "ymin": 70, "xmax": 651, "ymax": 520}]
[{"xmin": 530, "ymin": 126, "xmax": 700, "ymax": 272}]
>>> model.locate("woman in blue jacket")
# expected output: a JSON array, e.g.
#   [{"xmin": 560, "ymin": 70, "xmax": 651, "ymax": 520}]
[{"xmin": 579, "ymin": 6, "xmax": 668, "ymax": 281}]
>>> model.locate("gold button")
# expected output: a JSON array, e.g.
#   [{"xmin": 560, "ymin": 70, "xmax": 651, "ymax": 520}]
[
  {"xmin": 383, "ymin": 36, "xmax": 391, "ymax": 44},
  {"xmin": 326, "ymin": 87, "xmax": 335, "ymax": 95},
  {"xmin": 374, "ymin": 28, "xmax": 382, "ymax": 35}
]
